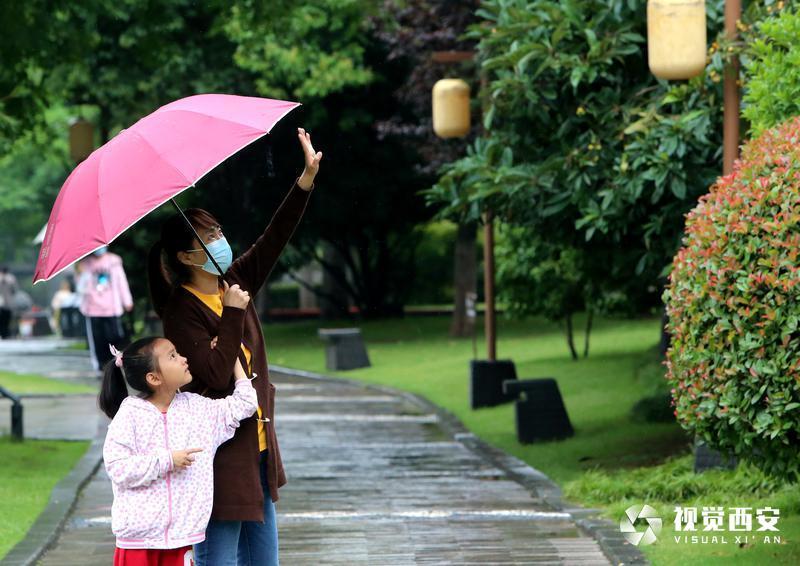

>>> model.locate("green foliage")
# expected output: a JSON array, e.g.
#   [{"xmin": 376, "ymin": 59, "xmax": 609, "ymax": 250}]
[
  {"xmin": 743, "ymin": 6, "xmax": 800, "ymax": 136},
  {"xmin": 223, "ymin": 0, "xmax": 375, "ymax": 103},
  {"xmin": 496, "ymin": 225, "xmax": 585, "ymax": 322},
  {"xmin": 267, "ymin": 282, "xmax": 301, "ymax": 310},
  {"xmin": 425, "ymin": 0, "xmax": 728, "ymax": 327},
  {"xmin": 664, "ymin": 116, "xmax": 800, "ymax": 478},
  {"xmin": 407, "ymin": 221, "xmax": 468, "ymax": 305},
  {"xmin": 565, "ymin": 454, "xmax": 794, "ymax": 510},
  {"xmin": 0, "ymin": 1, "xmax": 109, "ymax": 152},
  {"xmin": 1, "ymin": 0, "xmax": 433, "ymax": 319}
]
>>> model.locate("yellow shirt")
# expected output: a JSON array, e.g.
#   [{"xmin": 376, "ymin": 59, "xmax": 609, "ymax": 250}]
[{"xmin": 182, "ymin": 284, "xmax": 268, "ymax": 451}]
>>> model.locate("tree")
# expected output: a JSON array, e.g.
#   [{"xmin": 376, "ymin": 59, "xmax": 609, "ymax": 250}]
[
  {"xmin": 424, "ymin": 0, "xmax": 731, "ymax": 355},
  {"xmin": 373, "ymin": 0, "xmax": 482, "ymax": 334},
  {"xmin": 3, "ymin": 1, "xmax": 455, "ymax": 320},
  {"xmin": 0, "ymin": 1, "xmax": 110, "ymax": 152},
  {"xmin": 224, "ymin": 0, "xmax": 442, "ymax": 317}
]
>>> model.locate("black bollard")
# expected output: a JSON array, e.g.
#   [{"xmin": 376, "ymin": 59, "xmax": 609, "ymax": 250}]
[
  {"xmin": 503, "ymin": 378, "xmax": 573, "ymax": 443},
  {"xmin": 470, "ymin": 360, "xmax": 517, "ymax": 409},
  {"xmin": 11, "ymin": 402, "xmax": 23, "ymax": 441},
  {"xmin": 0, "ymin": 385, "xmax": 24, "ymax": 441}
]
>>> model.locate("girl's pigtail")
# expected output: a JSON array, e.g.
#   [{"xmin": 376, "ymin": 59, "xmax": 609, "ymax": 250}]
[{"xmin": 99, "ymin": 358, "xmax": 128, "ymax": 419}]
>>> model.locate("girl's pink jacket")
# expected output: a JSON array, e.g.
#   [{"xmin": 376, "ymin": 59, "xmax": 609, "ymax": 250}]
[{"xmin": 103, "ymin": 379, "xmax": 258, "ymax": 549}]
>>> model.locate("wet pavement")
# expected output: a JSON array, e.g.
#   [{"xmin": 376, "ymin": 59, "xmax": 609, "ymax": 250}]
[
  {"xmin": 36, "ymin": 370, "xmax": 611, "ymax": 565},
  {"xmin": 0, "ymin": 338, "xmax": 99, "ymax": 440}
]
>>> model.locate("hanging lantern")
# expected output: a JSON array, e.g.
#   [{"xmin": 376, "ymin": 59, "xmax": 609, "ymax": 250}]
[
  {"xmin": 432, "ymin": 79, "xmax": 471, "ymax": 138},
  {"xmin": 647, "ymin": 0, "xmax": 707, "ymax": 80},
  {"xmin": 69, "ymin": 118, "xmax": 94, "ymax": 163}
]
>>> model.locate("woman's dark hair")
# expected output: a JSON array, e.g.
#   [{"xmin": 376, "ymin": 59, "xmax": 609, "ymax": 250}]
[
  {"xmin": 147, "ymin": 208, "xmax": 220, "ymax": 317},
  {"xmin": 98, "ymin": 336, "xmax": 162, "ymax": 418},
  {"xmin": 62, "ymin": 277, "xmax": 75, "ymax": 292}
]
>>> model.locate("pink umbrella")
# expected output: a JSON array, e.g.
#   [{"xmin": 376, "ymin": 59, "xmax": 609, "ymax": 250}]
[{"xmin": 33, "ymin": 94, "xmax": 300, "ymax": 284}]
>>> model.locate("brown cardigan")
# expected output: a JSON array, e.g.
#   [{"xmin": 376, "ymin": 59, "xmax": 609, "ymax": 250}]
[{"xmin": 162, "ymin": 182, "xmax": 311, "ymax": 521}]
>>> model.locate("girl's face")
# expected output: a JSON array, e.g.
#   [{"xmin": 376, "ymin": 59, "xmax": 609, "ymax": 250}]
[{"xmin": 147, "ymin": 339, "xmax": 192, "ymax": 391}]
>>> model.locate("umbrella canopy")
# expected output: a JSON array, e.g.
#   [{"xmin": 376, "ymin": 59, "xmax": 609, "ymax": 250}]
[{"xmin": 33, "ymin": 94, "xmax": 300, "ymax": 284}]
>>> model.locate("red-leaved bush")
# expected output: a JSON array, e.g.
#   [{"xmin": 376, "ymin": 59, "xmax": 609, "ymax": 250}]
[{"xmin": 664, "ymin": 116, "xmax": 800, "ymax": 478}]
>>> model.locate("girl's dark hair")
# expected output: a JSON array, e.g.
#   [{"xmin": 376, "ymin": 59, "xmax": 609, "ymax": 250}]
[
  {"xmin": 98, "ymin": 336, "xmax": 162, "ymax": 418},
  {"xmin": 147, "ymin": 208, "xmax": 220, "ymax": 317}
]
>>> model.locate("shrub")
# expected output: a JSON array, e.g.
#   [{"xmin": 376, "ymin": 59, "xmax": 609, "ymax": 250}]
[{"xmin": 664, "ymin": 116, "xmax": 800, "ymax": 479}]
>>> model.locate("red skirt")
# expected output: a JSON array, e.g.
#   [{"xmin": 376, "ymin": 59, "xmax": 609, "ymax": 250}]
[{"xmin": 113, "ymin": 546, "xmax": 194, "ymax": 566}]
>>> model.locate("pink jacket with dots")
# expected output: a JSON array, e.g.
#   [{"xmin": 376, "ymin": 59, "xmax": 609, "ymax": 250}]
[{"xmin": 103, "ymin": 379, "xmax": 257, "ymax": 549}]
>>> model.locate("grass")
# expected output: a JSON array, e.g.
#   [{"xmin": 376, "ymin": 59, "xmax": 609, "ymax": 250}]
[
  {"xmin": 263, "ymin": 313, "xmax": 799, "ymax": 564},
  {"xmin": 0, "ymin": 370, "xmax": 95, "ymax": 395},
  {"xmin": 566, "ymin": 455, "xmax": 800, "ymax": 564},
  {"xmin": 0, "ymin": 438, "xmax": 89, "ymax": 560}
]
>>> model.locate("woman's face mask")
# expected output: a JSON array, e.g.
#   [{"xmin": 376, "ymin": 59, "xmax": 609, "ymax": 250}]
[{"xmin": 186, "ymin": 237, "xmax": 233, "ymax": 275}]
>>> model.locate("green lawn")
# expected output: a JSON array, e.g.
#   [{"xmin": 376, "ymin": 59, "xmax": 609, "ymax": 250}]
[
  {"xmin": 0, "ymin": 371, "xmax": 95, "ymax": 395},
  {"xmin": 263, "ymin": 314, "xmax": 799, "ymax": 564},
  {"xmin": 0, "ymin": 438, "xmax": 90, "ymax": 560}
]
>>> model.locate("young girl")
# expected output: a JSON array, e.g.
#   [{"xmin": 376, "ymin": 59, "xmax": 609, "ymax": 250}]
[{"xmin": 99, "ymin": 336, "xmax": 258, "ymax": 565}]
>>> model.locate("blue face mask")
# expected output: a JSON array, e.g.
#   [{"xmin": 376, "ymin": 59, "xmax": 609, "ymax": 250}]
[{"xmin": 187, "ymin": 237, "xmax": 233, "ymax": 275}]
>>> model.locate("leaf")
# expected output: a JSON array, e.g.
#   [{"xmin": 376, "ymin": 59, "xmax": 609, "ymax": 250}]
[{"xmin": 670, "ymin": 177, "xmax": 687, "ymax": 199}]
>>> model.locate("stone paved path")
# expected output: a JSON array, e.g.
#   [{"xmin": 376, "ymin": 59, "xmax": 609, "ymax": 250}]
[
  {"xmin": 37, "ymin": 370, "xmax": 611, "ymax": 565},
  {"xmin": 0, "ymin": 338, "xmax": 99, "ymax": 440},
  {"xmin": 0, "ymin": 338, "xmax": 94, "ymax": 383}
]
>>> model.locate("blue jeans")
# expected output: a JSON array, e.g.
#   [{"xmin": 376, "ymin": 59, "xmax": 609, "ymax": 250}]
[{"xmin": 195, "ymin": 453, "xmax": 279, "ymax": 566}]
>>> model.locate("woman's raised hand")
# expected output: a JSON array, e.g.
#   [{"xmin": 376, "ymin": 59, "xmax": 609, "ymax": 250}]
[
  {"xmin": 297, "ymin": 127, "xmax": 322, "ymax": 191},
  {"xmin": 222, "ymin": 280, "xmax": 250, "ymax": 310}
]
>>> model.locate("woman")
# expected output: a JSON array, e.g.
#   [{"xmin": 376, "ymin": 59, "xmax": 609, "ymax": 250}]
[{"xmin": 147, "ymin": 128, "xmax": 321, "ymax": 565}]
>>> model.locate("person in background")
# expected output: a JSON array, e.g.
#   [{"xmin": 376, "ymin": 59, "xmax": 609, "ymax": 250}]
[
  {"xmin": 77, "ymin": 247, "xmax": 134, "ymax": 372},
  {"xmin": 50, "ymin": 277, "xmax": 79, "ymax": 337},
  {"xmin": 0, "ymin": 266, "xmax": 18, "ymax": 339}
]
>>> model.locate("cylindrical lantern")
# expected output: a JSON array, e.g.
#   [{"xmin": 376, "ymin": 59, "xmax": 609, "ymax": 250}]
[
  {"xmin": 647, "ymin": 0, "xmax": 707, "ymax": 80},
  {"xmin": 69, "ymin": 118, "xmax": 94, "ymax": 163},
  {"xmin": 432, "ymin": 79, "xmax": 471, "ymax": 138}
]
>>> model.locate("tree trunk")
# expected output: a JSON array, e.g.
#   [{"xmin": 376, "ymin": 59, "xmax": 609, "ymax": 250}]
[
  {"xmin": 450, "ymin": 221, "xmax": 477, "ymax": 337},
  {"xmin": 565, "ymin": 314, "xmax": 578, "ymax": 360},
  {"xmin": 583, "ymin": 309, "xmax": 594, "ymax": 358},
  {"xmin": 319, "ymin": 242, "xmax": 351, "ymax": 320}
]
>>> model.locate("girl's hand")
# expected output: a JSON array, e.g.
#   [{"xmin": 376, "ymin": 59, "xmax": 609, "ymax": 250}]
[
  {"xmin": 233, "ymin": 357, "xmax": 248, "ymax": 382},
  {"xmin": 172, "ymin": 448, "xmax": 203, "ymax": 470},
  {"xmin": 297, "ymin": 127, "xmax": 322, "ymax": 191}
]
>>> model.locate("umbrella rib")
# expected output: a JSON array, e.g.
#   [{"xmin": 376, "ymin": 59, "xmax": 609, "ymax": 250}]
[{"xmin": 127, "ymin": 129, "xmax": 194, "ymax": 187}]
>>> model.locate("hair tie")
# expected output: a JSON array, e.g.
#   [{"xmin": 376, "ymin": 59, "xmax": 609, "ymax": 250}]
[{"xmin": 109, "ymin": 344, "xmax": 124, "ymax": 368}]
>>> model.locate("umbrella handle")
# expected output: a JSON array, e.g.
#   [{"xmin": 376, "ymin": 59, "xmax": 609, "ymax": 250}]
[{"xmin": 170, "ymin": 199, "xmax": 225, "ymax": 277}]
